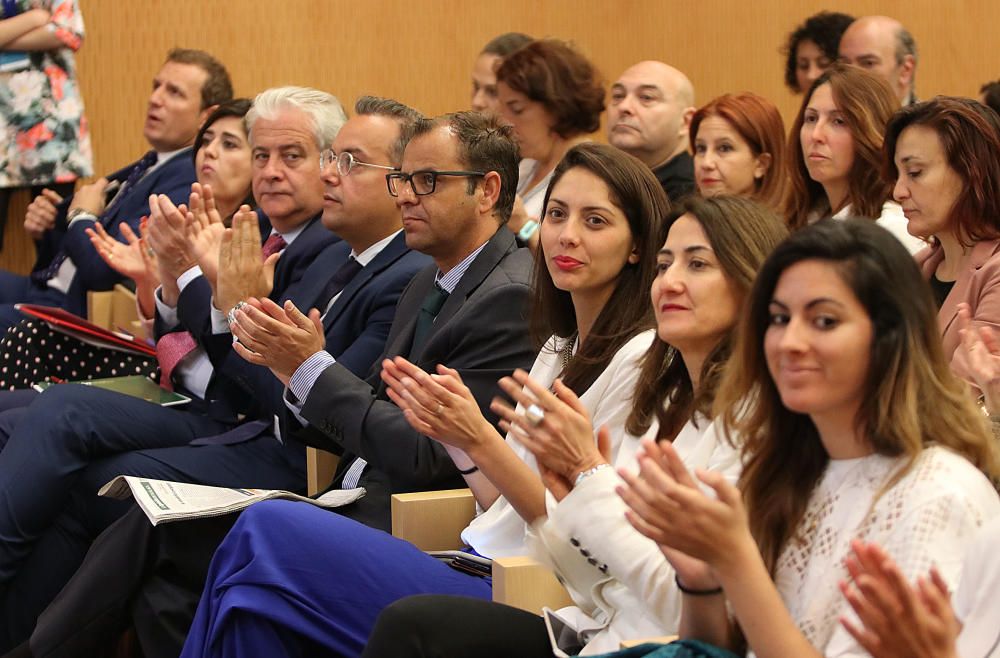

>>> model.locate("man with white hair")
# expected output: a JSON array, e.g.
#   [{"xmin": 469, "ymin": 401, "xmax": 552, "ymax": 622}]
[
  {"xmin": 607, "ymin": 60, "xmax": 697, "ymax": 202},
  {"xmin": 0, "ymin": 86, "xmax": 347, "ymax": 651},
  {"xmin": 839, "ymin": 15, "xmax": 918, "ymax": 105}
]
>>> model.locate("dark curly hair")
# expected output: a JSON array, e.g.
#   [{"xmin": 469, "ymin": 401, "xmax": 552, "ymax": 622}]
[
  {"xmin": 782, "ymin": 11, "xmax": 855, "ymax": 92},
  {"xmin": 981, "ymin": 80, "xmax": 1000, "ymax": 116},
  {"xmin": 495, "ymin": 39, "xmax": 605, "ymax": 138}
]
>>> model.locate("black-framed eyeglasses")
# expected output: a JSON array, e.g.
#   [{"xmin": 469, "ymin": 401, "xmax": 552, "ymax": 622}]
[
  {"xmin": 385, "ymin": 170, "xmax": 486, "ymax": 197},
  {"xmin": 320, "ymin": 149, "xmax": 395, "ymax": 177}
]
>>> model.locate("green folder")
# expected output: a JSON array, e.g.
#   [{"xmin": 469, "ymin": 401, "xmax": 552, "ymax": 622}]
[{"xmin": 32, "ymin": 375, "xmax": 191, "ymax": 407}]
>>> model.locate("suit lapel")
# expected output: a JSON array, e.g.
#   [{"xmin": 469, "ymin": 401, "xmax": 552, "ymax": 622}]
[
  {"xmin": 103, "ymin": 149, "xmax": 192, "ymax": 227},
  {"xmin": 939, "ymin": 238, "xmax": 1000, "ymax": 335},
  {"xmin": 324, "ymin": 232, "xmax": 409, "ymax": 331},
  {"xmin": 430, "ymin": 228, "xmax": 517, "ymax": 333}
]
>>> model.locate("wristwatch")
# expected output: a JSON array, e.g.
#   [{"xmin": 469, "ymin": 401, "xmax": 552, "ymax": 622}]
[
  {"xmin": 66, "ymin": 207, "xmax": 98, "ymax": 224},
  {"xmin": 573, "ymin": 463, "xmax": 611, "ymax": 487}
]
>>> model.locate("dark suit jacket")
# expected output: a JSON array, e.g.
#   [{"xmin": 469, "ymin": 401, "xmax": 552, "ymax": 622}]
[
  {"xmin": 157, "ymin": 213, "xmax": 338, "ymax": 422},
  {"xmin": 300, "ymin": 227, "xmax": 536, "ymax": 530},
  {"xmin": 35, "ymin": 149, "xmax": 198, "ymax": 316},
  {"xmin": 217, "ymin": 231, "xmax": 430, "ymax": 424}
]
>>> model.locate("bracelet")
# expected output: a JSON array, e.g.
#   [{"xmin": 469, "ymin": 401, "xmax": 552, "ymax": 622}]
[
  {"xmin": 517, "ymin": 219, "xmax": 540, "ymax": 241},
  {"xmin": 573, "ymin": 462, "xmax": 611, "ymax": 487},
  {"xmin": 458, "ymin": 464, "xmax": 479, "ymax": 475},
  {"xmin": 674, "ymin": 574, "xmax": 723, "ymax": 596}
]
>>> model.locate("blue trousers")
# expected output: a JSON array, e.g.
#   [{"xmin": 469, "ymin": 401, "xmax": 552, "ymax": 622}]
[{"xmin": 180, "ymin": 500, "xmax": 493, "ymax": 658}]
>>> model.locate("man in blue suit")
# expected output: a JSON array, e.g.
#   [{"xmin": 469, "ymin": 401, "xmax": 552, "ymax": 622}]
[
  {"xmin": 0, "ymin": 49, "xmax": 233, "ymax": 329},
  {"xmin": 0, "ymin": 95, "xmax": 432, "ymax": 654}
]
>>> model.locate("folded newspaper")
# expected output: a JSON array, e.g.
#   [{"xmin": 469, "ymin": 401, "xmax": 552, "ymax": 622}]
[{"xmin": 99, "ymin": 475, "xmax": 365, "ymax": 525}]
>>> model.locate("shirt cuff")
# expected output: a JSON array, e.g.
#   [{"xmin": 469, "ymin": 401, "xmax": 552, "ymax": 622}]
[
  {"xmin": 67, "ymin": 211, "xmax": 98, "ymax": 228},
  {"xmin": 210, "ymin": 305, "xmax": 231, "ymax": 335},
  {"xmin": 154, "ymin": 287, "xmax": 179, "ymax": 327},
  {"xmin": 288, "ymin": 351, "xmax": 337, "ymax": 407},
  {"xmin": 176, "ymin": 265, "xmax": 203, "ymax": 293}
]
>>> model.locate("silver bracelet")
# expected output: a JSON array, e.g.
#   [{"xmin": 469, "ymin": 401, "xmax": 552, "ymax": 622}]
[{"xmin": 573, "ymin": 463, "xmax": 611, "ymax": 488}]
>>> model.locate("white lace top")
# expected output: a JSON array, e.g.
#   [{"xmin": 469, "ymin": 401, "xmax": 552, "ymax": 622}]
[{"xmin": 773, "ymin": 446, "xmax": 999, "ymax": 657}]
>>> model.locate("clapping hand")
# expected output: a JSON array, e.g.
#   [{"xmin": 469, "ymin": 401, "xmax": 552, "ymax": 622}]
[
  {"xmin": 381, "ymin": 357, "xmax": 497, "ymax": 454},
  {"xmin": 490, "ymin": 372, "xmax": 609, "ymax": 501},
  {"xmin": 186, "ymin": 183, "xmax": 226, "ymax": 290},
  {"xmin": 230, "ymin": 297, "xmax": 323, "ymax": 386},
  {"xmin": 956, "ymin": 302, "xmax": 1000, "ymax": 415},
  {"xmin": 215, "ymin": 206, "xmax": 278, "ymax": 315},
  {"xmin": 839, "ymin": 541, "xmax": 960, "ymax": 658},
  {"xmin": 24, "ymin": 188, "xmax": 63, "ymax": 240}
]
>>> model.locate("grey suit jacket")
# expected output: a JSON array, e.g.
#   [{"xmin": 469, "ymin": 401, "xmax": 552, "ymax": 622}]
[{"xmin": 299, "ymin": 227, "xmax": 536, "ymax": 530}]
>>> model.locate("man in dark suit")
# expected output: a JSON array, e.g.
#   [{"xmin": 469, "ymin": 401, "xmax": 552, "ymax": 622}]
[
  {"xmin": 11, "ymin": 110, "xmax": 536, "ymax": 658},
  {"xmin": 0, "ymin": 87, "xmax": 355, "ymax": 651},
  {"xmin": 0, "ymin": 49, "xmax": 233, "ymax": 329}
]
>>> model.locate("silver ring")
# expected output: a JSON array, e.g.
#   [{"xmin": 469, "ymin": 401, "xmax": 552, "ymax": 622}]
[
  {"xmin": 524, "ymin": 403, "xmax": 545, "ymax": 426},
  {"xmin": 146, "ymin": 247, "xmax": 155, "ymax": 258},
  {"xmin": 434, "ymin": 402, "xmax": 443, "ymax": 416},
  {"xmin": 227, "ymin": 301, "xmax": 247, "ymax": 325}
]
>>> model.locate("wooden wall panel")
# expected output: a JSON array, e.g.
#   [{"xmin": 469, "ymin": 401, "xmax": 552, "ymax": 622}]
[{"xmin": 3, "ymin": 0, "xmax": 997, "ymax": 273}]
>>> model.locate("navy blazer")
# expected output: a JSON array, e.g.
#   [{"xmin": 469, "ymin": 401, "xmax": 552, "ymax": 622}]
[
  {"xmin": 159, "ymin": 213, "xmax": 338, "ymax": 421},
  {"xmin": 218, "ymin": 231, "xmax": 430, "ymax": 424},
  {"xmin": 36, "ymin": 149, "xmax": 198, "ymax": 316}
]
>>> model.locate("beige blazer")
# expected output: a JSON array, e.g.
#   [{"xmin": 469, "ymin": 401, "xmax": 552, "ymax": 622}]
[{"xmin": 916, "ymin": 238, "xmax": 1000, "ymax": 384}]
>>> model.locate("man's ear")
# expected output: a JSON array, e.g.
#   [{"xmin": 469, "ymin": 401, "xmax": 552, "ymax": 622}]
[
  {"xmin": 198, "ymin": 104, "xmax": 219, "ymax": 127},
  {"xmin": 898, "ymin": 54, "xmax": 916, "ymax": 88},
  {"xmin": 678, "ymin": 107, "xmax": 696, "ymax": 142},
  {"xmin": 479, "ymin": 170, "xmax": 502, "ymax": 214}
]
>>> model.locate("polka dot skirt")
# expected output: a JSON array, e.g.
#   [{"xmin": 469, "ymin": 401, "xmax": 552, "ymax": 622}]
[{"xmin": 0, "ymin": 320, "xmax": 158, "ymax": 390}]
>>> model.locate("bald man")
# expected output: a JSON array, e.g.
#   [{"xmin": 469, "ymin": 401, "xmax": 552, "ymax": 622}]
[
  {"xmin": 607, "ymin": 60, "xmax": 696, "ymax": 202},
  {"xmin": 839, "ymin": 15, "xmax": 918, "ymax": 105}
]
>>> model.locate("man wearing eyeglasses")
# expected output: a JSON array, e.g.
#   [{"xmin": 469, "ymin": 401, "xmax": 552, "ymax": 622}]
[{"xmin": 10, "ymin": 109, "xmax": 535, "ymax": 658}]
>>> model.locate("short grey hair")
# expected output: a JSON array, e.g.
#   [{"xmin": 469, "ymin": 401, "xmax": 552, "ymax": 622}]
[{"xmin": 247, "ymin": 86, "xmax": 347, "ymax": 150}]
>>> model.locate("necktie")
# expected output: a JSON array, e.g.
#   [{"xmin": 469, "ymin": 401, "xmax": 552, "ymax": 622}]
[
  {"xmin": 32, "ymin": 151, "xmax": 158, "ymax": 284},
  {"xmin": 318, "ymin": 257, "xmax": 364, "ymax": 318},
  {"xmin": 411, "ymin": 284, "xmax": 450, "ymax": 353},
  {"xmin": 261, "ymin": 233, "xmax": 287, "ymax": 259},
  {"xmin": 156, "ymin": 232, "xmax": 287, "ymax": 391}
]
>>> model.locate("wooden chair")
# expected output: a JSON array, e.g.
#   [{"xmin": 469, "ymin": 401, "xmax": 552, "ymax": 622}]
[
  {"xmin": 86, "ymin": 284, "xmax": 143, "ymax": 337},
  {"xmin": 390, "ymin": 488, "xmax": 573, "ymax": 614},
  {"xmin": 307, "ymin": 448, "xmax": 339, "ymax": 496}
]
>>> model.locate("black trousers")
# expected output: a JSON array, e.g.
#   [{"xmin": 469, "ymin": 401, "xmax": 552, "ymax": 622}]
[
  {"xmin": 361, "ymin": 595, "xmax": 552, "ymax": 658},
  {"xmin": 27, "ymin": 505, "xmax": 237, "ymax": 658}
]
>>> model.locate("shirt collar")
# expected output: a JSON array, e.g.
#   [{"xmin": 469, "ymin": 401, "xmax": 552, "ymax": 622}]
[
  {"xmin": 351, "ymin": 229, "xmax": 401, "ymax": 267},
  {"xmin": 434, "ymin": 240, "xmax": 489, "ymax": 294}
]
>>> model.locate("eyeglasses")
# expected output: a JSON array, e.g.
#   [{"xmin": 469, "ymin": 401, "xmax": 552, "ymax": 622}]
[
  {"xmin": 320, "ymin": 149, "xmax": 395, "ymax": 177},
  {"xmin": 385, "ymin": 170, "xmax": 486, "ymax": 197}
]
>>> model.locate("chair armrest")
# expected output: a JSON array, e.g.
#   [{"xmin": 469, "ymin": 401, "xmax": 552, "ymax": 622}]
[
  {"xmin": 306, "ymin": 447, "xmax": 339, "ymax": 496},
  {"xmin": 620, "ymin": 635, "xmax": 678, "ymax": 649},
  {"xmin": 87, "ymin": 290, "xmax": 114, "ymax": 329},
  {"xmin": 491, "ymin": 555, "xmax": 573, "ymax": 614},
  {"xmin": 391, "ymin": 489, "xmax": 476, "ymax": 551}
]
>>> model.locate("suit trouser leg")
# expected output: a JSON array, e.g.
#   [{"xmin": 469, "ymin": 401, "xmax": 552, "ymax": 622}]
[
  {"xmin": 0, "ymin": 385, "xmax": 230, "ymax": 582},
  {"xmin": 5, "ymin": 436, "xmax": 304, "ymax": 654}
]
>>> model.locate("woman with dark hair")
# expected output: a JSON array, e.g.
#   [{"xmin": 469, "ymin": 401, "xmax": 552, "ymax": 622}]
[
  {"xmin": 884, "ymin": 96, "xmax": 1000, "ymax": 387},
  {"xmin": 786, "ymin": 64, "xmax": 923, "ymax": 253},
  {"xmin": 360, "ymin": 195, "xmax": 788, "ymax": 657},
  {"xmin": 0, "ymin": 99, "xmax": 253, "ymax": 389},
  {"xmin": 616, "ymin": 219, "xmax": 1000, "ymax": 657},
  {"xmin": 177, "ymin": 143, "xmax": 665, "ymax": 658},
  {"xmin": 495, "ymin": 39, "xmax": 605, "ymax": 250},
  {"xmin": 691, "ymin": 92, "xmax": 787, "ymax": 211},
  {"xmin": 470, "ymin": 32, "xmax": 533, "ymax": 114},
  {"xmin": 782, "ymin": 11, "xmax": 855, "ymax": 94}
]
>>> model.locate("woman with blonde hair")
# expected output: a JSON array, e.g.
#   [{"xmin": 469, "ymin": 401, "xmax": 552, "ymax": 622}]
[{"xmin": 617, "ymin": 219, "xmax": 999, "ymax": 657}]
